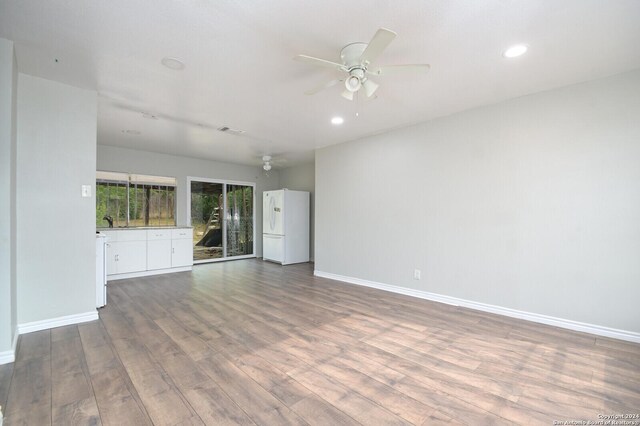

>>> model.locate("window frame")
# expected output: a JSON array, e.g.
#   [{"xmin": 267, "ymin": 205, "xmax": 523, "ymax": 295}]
[{"xmin": 96, "ymin": 170, "xmax": 177, "ymax": 228}]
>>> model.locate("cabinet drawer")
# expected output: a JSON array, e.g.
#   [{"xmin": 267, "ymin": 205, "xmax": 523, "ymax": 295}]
[
  {"xmin": 147, "ymin": 229, "xmax": 171, "ymax": 240},
  {"xmin": 171, "ymin": 228, "xmax": 192, "ymax": 240},
  {"xmin": 117, "ymin": 230, "xmax": 148, "ymax": 242}
]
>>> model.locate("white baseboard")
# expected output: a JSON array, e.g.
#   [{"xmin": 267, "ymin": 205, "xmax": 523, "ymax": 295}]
[
  {"xmin": 0, "ymin": 328, "xmax": 19, "ymax": 365},
  {"xmin": 0, "ymin": 349, "xmax": 13, "ymax": 365},
  {"xmin": 2, "ymin": 311, "xmax": 99, "ymax": 364},
  {"xmin": 314, "ymin": 270, "xmax": 640, "ymax": 344},
  {"xmin": 17, "ymin": 311, "xmax": 99, "ymax": 335},
  {"xmin": 107, "ymin": 266, "xmax": 192, "ymax": 281}
]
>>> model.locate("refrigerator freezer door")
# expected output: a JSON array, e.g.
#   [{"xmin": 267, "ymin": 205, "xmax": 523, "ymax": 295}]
[
  {"xmin": 263, "ymin": 190, "xmax": 284, "ymax": 235},
  {"xmin": 263, "ymin": 234, "xmax": 284, "ymax": 263}
]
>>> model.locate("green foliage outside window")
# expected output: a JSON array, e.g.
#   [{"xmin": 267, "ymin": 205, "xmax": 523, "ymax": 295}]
[{"xmin": 96, "ymin": 172, "xmax": 176, "ymax": 228}]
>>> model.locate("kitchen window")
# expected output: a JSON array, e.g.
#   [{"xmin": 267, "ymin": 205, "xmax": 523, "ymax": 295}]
[{"xmin": 96, "ymin": 171, "xmax": 177, "ymax": 228}]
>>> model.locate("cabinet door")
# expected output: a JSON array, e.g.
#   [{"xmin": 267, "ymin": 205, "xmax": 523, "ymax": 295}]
[
  {"xmin": 106, "ymin": 242, "xmax": 118, "ymax": 275},
  {"xmin": 116, "ymin": 241, "xmax": 147, "ymax": 274},
  {"xmin": 147, "ymin": 240, "xmax": 172, "ymax": 270},
  {"xmin": 171, "ymin": 239, "xmax": 193, "ymax": 267}
]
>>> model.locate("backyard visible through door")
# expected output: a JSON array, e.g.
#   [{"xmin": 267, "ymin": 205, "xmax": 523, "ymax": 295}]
[{"xmin": 189, "ymin": 178, "xmax": 254, "ymax": 263}]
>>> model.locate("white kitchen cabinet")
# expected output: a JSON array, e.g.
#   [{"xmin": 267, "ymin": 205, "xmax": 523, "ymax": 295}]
[
  {"xmin": 105, "ymin": 240, "xmax": 147, "ymax": 275},
  {"xmin": 103, "ymin": 229, "xmax": 147, "ymax": 275},
  {"xmin": 172, "ymin": 238, "xmax": 193, "ymax": 267},
  {"xmin": 106, "ymin": 241, "xmax": 117, "ymax": 275},
  {"xmin": 101, "ymin": 227, "xmax": 193, "ymax": 280},
  {"xmin": 171, "ymin": 228, "xmax": 193, "ymax": 267},
  {"xmin": 147, "ymin": 229, "xmax": 172, "ymax": 271},
  {"xmin": 113, "ymin": 240, "xmax": 147, "ymax": 274}
]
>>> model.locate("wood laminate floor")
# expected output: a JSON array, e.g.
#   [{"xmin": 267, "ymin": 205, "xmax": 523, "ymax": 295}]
[{"xmin": 1, "ymin": 259, "xmax": 639, "ymax": 425}]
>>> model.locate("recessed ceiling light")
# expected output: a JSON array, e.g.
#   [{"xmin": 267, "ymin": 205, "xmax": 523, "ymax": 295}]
[
  {"xmin": 122, "ymin": 129, "xmax": 141, "ymax": 135},
  {"xmin": 503, "ymin": 44, "xmax": 528, "ymax": 58},
  {"xmin": 161, "ymin": 57, "xmax": 185, "ymax": 70},
  {"xmin": 331, "ymin": 116, "xmax": 344, "ymax": 125}
]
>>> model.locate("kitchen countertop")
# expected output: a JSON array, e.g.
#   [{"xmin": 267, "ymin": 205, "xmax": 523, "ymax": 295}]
[{"xmin": 97, "ymin": 226, "xmax": 192, "ymax": 231}]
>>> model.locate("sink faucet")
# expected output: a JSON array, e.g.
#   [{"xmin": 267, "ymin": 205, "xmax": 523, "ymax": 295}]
[{"xmin": 103, "ymin": 215, "xmax": 114, "ymax": 228}]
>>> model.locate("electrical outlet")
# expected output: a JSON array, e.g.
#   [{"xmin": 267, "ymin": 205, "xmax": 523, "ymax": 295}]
[{"xmin": 414, "ymin": 269, "xmax": 421, "ymax": 280}]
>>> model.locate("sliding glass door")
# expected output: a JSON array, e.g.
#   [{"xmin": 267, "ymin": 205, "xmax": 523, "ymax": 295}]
[
  {"xmin": 188, "ymin": 177, "xmax": 255, "ymax": 263},
  {"xmin": 190, "ymin": 181, "xmax": 224, "ymax": 261},
  {"xmin": 226, "ymin": 184, "xmax": 254, "ymax": 258}
]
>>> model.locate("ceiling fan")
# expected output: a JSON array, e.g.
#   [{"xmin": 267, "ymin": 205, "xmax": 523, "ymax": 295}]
[
  {"xmin": 261, "ymin": 155, "xmax": 287, "ymax": 172},
  {"xmin": 262, "ymin": 155, "xmax": 273, "ymax": 171},
  {"xmin": 294, "ymin": 28, "xmax": 430, "ymax": 101}
]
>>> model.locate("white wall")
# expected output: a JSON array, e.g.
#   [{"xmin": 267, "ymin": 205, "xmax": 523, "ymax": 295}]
[
  {"xmin": 279, "ymin": 162, "xmax": 315, "ymax": 260},
  {"xmin": 96, "ymin": 145, "xmax": 280, "ymax": 256},
  {"xmin": 0, "ymin": 38, "xmax": 18, "ymax": 356},
  {"xmin": 316, "ymin": 70, "xmax": 640, "ymax": 334},
  {"xmin": 16, "ymin": 74, "xmax": 98, "ymax": 324}
]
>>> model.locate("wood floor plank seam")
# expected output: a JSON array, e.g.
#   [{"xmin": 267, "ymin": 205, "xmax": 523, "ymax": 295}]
[
  {"xmin": 98, "ymin": 307, "xmax": 181, "ymax": 425},
  {"xmin": 76, "ymin": 328, "xmax": 104, "ymax": 425},
  {"xmin": 113, "ymin": 280, "xmax": 284, "ymax": 426},
  {"xmin": 78, "ymin": 320, "xmax": 155, "ymax": 426},
  {"xmin": 105, "ymin": 288, "xmax": 209, "ymax": 426}
]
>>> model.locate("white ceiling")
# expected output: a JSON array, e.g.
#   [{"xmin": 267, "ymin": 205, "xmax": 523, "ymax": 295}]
[{"xmin": 1, "ymin": 0, "xmax": 640, "ymax": 168}]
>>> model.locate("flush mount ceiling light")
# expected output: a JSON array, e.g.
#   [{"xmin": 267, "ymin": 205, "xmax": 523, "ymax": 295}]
[
  {"xmin": 331, "ymin": 116, "xmax": 344, "ymax": 125},
  {"xmin": 503, "ymin": 44, "xmax": 528, "ymax": 58},
  {"xmin": 161, "ymin": 57, "xmax": 185, "ymax": 70}
]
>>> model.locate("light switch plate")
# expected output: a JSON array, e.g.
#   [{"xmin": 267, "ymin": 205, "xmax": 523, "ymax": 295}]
[{"xmin": 82, "ymin": 185, "xmax": 92, "ymax": 197}]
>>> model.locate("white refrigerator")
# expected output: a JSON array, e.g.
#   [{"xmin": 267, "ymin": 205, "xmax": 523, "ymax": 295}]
[{"xmin": 263, "ymin": 189, "xmax": 310, "ymax": 265}]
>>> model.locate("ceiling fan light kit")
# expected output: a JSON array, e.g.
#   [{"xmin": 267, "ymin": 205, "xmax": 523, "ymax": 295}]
[
  {"xmin": 295, "ymin": 28, "xmax": 430, "ymax": 101},
  {"xmin": 262, "ymin": 155, "xmax": 272, "ymax": 171},
  {"xmin": 345, "ymin": 75, "xmax": 362, "ymax": 92},
  {"xmin": 341, "ymin": 90, "xmax": 354, "ymax": 101}
]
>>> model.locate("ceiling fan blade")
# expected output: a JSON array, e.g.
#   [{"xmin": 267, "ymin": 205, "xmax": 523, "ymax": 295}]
[
  {"xmin": 362, "ymin": 79, "xmax": 379, "ymax": 98},
  {"xmin": 305, "ymin": 79, "xmax": 341, "ymax": 95},
  {"xmin": 369, "ymin": 64, "xmax": 430, "ymax": 76},
  {"xmin": 359, "ymin": 28, "xmax": 397, "ymax": 66},
  {"xmin": 341, "ymin": 89, "xmax": 354, "ymax": 101},
  {"xmin": 294, "ymin": 54, "xmax": 346, "ymax": 71}
]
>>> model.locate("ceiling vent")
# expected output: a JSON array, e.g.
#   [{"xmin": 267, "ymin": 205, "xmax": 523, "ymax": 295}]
[{"xmin": 217, "ymin": 126, "xmax": 246, "ymax": 136}]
